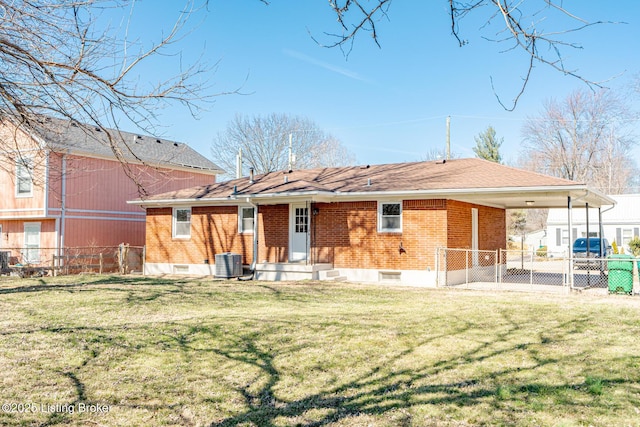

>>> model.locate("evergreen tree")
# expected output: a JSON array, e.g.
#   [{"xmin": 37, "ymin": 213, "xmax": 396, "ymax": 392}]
[{"xmin": 473, "ymin": 126, "xmax": 503, "ymax": 163}]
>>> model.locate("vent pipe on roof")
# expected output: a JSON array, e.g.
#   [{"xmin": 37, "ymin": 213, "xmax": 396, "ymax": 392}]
[
  {"xmin": 249, "ymin": 167, "xmax": 254, "ymax": 184},
  {"xmin": 284, "ymin": 175, "xmax": 288, "ymax": 184}
]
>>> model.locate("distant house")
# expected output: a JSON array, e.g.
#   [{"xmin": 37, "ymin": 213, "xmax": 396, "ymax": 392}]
[
  {"xmin": 0, "ymin": 117, "xmax": 222, "ymax": 266},
  {"xmin": 131, "ymin": 158, "xmax": 612, "ymax": 286},
  {"xmin": 546, "ymin": 194, "xmax": 640, "ymax": 256}
]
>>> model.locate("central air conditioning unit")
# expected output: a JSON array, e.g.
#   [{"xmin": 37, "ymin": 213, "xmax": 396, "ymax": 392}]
[{"xmin": 215, "ymin": 253, "xmax": 243, "ymax": 278}]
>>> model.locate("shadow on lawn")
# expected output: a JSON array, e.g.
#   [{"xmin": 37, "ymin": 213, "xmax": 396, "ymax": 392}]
[
  {"xmin": 5, "ymin": 279, "xmax": 639, "ymax": 426},
  {"xmin": 0, "ymin": 275, "xmax": 197, "ymax": 296},
  {"xmin": 160, "ymin": 312, "xmax": 635, "ymax": 427}
]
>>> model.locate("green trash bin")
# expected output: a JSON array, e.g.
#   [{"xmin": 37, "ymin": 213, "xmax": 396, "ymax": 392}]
[{"xmin": 607, "ymin": 254, "xmax": 634, "ymax": 295}]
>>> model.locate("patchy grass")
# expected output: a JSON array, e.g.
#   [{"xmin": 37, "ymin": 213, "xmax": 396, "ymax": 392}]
[{"xmin": 1, "ymin": 275, "xmax": 640, "ymax": 426}]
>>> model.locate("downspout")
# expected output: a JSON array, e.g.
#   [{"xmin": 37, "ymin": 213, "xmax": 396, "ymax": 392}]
[
  {"xmin": 599, "ymin": 202, "xmax": 616, "ymax": 255},
  {"xmin": 43, "ymin": 150, "xmax": 49, "ymax": 218},
  {"xmin": 304, "ymin": 200, "xmax": 313, "ymax": 265},
  {"xmin": 60, "ymin": 154, "xmax": 67, "ymax": 255},
  {"xmin": 239, "ymin": 197, "xmax": 258, "ymax": 280}
]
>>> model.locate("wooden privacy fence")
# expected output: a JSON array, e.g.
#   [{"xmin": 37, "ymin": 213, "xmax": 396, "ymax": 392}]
[{"xmin": 0, "ymin": 244, "xmax": 145, "ymax": 277}]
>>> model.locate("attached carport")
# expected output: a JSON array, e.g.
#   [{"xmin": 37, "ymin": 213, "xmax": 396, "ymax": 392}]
[{"xmin": 440, "ymin": 184, "xmax": 616, "ymax": 291}]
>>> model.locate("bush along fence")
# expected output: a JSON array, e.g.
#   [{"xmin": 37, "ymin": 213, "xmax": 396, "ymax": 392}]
[{"xmin": 0, "ymin": 244, "xmax": 145, "ymax": 278}]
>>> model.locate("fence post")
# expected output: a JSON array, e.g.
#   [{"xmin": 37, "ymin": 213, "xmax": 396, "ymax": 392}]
[
  {"xmin": 495, "ymin": 249, "xmax": 499, "ymax": 285},
  {"xmin": 465, "ymin": 249, "xmax": 469, "ymax": 287},
  {"xmin": 118, "ymin": 244, "xmax": 123, "ymax": 274},
  {"xmin": 142, "ymin": 246, "xmax": 146, "ymax": 276},
  {"xmin": 99, "ymin": 253, "xmax": 103, "ymax": 275},
  {"xmin": 530, "ymin": 249, "xmax": 533, "ymax": 287}
]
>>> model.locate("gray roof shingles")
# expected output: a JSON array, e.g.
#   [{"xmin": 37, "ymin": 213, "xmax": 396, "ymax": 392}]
[{"xmin": 32, "ymin": 117, "xmax": 222, "ymax": 173}]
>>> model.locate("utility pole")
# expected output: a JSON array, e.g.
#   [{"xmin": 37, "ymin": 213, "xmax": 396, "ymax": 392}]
[
  {"xmin": 446, "ymin": 116, "xmax": 451, "ymax": 160},
  {"xmin": 288, "ymin": 133, "xmax": 293, "ymax": 171}
]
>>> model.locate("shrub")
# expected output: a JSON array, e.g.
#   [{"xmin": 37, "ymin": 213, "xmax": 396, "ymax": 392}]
[
  {"xmin": 628, "ymin": 236, "xmax": 640, "ymax": 256},
  {"xmin": 536, "ymin": 246, "xmax": 547, "ymax": 257}
]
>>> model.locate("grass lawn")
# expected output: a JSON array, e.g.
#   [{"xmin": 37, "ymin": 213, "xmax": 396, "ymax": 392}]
[{"xmin": 1, "ymin": 275, "xmax": 639, "ymax": 426}]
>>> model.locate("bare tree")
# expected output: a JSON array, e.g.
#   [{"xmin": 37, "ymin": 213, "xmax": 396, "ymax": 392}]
[
  {"xmin": 0, "ymin": 0, "xmax": 220, "ymax": 193},
  {"xmin": 211, "ymin": 113, "xmax": 356, "ymax": 180},
  {"xmin": 321, "ymin": 1, "xmax": 616, "ymax": 110},
  {"xmin": 520, "ymin": 88, "xmax": 637, "ymax": 194}
]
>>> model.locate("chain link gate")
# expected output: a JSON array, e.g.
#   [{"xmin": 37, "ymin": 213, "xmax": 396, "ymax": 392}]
[{"xmin": 437, "ymin": 248, "xmax": 498, "ymax": 287}]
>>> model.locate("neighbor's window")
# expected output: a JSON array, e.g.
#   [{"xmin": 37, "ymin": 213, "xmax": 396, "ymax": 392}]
[
  {"xmin": 16, "ymin": 158, "xmax": 34, "ymax": 197},
  {"xmin": 173, "ymin": 207, "xmax": 191, "ymax": 239},
  {"xmin": 239, "ymin": 207, "xmax": 255, "ymax": 233},
  {"xmin": 378, "ymin": 202, "xmax": 402, "ymax": 232}
]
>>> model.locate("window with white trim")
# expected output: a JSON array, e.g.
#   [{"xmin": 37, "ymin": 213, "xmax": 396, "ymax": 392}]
[
  {"xmin": 173, "ymin": 207, "xmax": 191, "ymax": 239},
  {"xmin": 16, "ymin": 158, "xmax": 34, "ymax": 197},
  {"xmin": 238, "ymin": 207, "xmax": 255, "ymax": 233},
  {"xmin": 378, "ymin": 202, "xmax": 402, "ymax": 232}
]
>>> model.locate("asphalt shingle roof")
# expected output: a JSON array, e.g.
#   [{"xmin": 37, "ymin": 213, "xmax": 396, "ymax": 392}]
[
  {"xmin": 31, "ymin": 117, "xmax": 222, "ymax": 173},
  {"xmin": 140, "ymin": 158, "xmax": 580, "ymax": 202}
]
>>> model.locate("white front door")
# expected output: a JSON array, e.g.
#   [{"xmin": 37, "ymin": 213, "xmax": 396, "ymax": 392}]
[{"xmin": 289, "ymin": 203, "xmax": 309, "ymax": 262}]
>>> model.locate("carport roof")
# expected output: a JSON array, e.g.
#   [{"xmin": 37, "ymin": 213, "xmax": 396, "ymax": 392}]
[{"xmin": 130, "ymin": 158, "xmax": 615, "ymax": 209}]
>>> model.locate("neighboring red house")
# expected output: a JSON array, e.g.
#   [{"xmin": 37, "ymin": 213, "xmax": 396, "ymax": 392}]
[
  {"xmin": 131, "ymin": 158, "xmax": 612, "ymax": 286},
  {"xmin": 0, "ymin": 117, "xmax": 222, "ymax": 266}
]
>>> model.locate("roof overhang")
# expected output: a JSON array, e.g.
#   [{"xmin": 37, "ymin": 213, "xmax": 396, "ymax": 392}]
[{"xmin": 129, "ymin": 184, "xmax": 615, "ymax": 209}]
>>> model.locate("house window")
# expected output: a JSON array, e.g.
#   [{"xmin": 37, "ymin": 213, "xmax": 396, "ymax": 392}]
[
  {"xmin": 295, "ymin": 207, "xmax": 308, "ymax": 233},
  {"xmin": 16, "ymin": 158, "xmax": 34, "ymax": 197},
  {"xmin": 173, "ymin": 207, "xmax": 191, "ymax": 239},
  {"xmin": 378, "ymin": 202, "xmax": 402, "ymax": 232},
  {"xmin": 239, "ymin": 207, "xmax": 255, "ymax": 233}
]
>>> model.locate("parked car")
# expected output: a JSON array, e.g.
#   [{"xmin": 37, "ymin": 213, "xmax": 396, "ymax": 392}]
[{"xmin": 573, "ymin": 237, "xmax": 612, "ymax": 269}]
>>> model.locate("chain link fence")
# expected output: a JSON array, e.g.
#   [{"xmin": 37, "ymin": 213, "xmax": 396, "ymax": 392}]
[
  {"xmin": 0, "ymin": 244, "xmax": 144, "ymax": 278},
  {"xmin": 436, "ymin": 248, "xmax": 498, "ymax": 287},
  {"xmin": 437, "ymin": 248, "xmax": 634, "ymax": 293}
]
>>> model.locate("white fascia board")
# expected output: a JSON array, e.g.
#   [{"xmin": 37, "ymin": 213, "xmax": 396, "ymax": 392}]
[
  {"xmin": 127, "ymin": 197, "xmax": 241, "ymax": 208},
  {"xmin": 127, "ymin": 185, "xmax": 615, "ymax": 209}
]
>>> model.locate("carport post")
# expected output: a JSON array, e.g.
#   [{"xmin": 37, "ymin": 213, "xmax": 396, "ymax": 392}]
[{"xmin": 568, "ymin": 196, "xmax": 574, "ymax": 289}]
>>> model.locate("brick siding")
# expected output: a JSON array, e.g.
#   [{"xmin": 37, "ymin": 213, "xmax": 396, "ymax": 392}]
[{"xmin": 145, "ymin": 199, "xmax": 506, "ymax": 270}]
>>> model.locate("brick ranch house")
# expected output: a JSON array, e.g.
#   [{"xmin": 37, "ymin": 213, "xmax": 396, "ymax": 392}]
[
  {"xmin": 130, "ymin": 158, "xmax": 613, "ymax": 286},
  {"xmin": 0, "ymin": 117, "xmax": 222, "ymax": 266}
]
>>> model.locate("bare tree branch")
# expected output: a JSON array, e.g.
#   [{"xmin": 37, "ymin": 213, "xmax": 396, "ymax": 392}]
[
  {"xmin": 319, "ymin": 1, "xmax": 620, "ymax": 110},
  {"xmin": 0, "ymin": 0, "xmax": 231, "ymax": 194}
]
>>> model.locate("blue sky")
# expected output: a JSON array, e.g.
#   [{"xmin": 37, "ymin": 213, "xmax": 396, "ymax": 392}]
[{"xmin": 118, "ymin": 1, "xmax": 640, "ymax": 169}]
